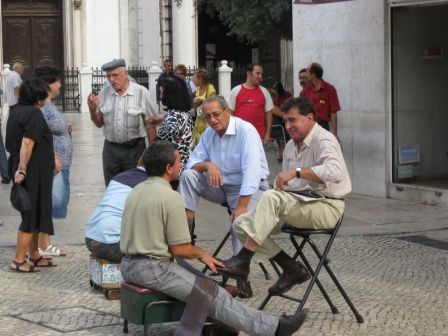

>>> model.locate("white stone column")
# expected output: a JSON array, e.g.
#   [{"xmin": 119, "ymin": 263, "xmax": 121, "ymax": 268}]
[
  {"xmin": 1, "ymin": 64, "xmax": 11, "ymax": 122},
  {"xmin": 218, "ymin": 60, "xmax": 233, "ymax": 100},
  {"xmin": 148, "ymin": 61, "xmax": 162, "ymax": 103},
  {"xmin": 79, "ymin": 2, "xmax": 91, "ymax": 113},
  {"xmin": 172, "ymin": 1, "xmax": 197, "ymax": 67}
]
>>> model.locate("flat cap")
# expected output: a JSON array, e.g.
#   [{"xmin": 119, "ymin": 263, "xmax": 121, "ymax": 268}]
[{"xmin": 101, "ymin": 58, "xmax": 126, "ymax": 71}]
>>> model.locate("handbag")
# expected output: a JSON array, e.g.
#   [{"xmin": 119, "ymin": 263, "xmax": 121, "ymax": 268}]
[{"xmin": 10, "ymin": 183, "xmax": 32, "ymax": 212}]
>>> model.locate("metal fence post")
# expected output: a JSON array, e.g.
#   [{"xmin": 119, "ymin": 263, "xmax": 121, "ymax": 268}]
[
  {"xmin": 218, "ymin": 60, "xmax": 233, "ymax": 100},
  {"xmin": 148, "ymin": 61, "xmax": 162, "ymax": 104}
]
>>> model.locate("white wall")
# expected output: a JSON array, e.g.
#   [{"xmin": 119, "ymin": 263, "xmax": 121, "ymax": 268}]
[
  {"xmin": 293, "ymin": 0, "xmax": 389, "ymax": 197},
  {"xmin": 85, "ymin": 0, "xmax": 121, "ymax": 68},
  {"xmin": 138, "ymin": 0, "xmax": 161, "ymax": 66}
]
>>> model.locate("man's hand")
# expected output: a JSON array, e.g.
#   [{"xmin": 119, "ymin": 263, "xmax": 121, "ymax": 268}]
[
  {"xmin": 87, "ymin": 93, "xmax": 100, "ymax": 112},
  {"xmin": 262, "ymin": 133, "xmax": 271, "ymax": 145},
  {"xmin": 206, "ymin": 162, "xmax": 223, "ymax": 188},
  {"xmin": 230, "ymin": 205, "xmax": 247, "ymax": 223},
  {"xmin": 148, "ymin": 115, "xmax": 163, "ymax": 126},
  {"xmin": 275, "ymin": 169, "xmax": 296, "ymax": 190},
  {"xmin": 199, "ymin": 253, "xmax": 224, "ymax": 274}
]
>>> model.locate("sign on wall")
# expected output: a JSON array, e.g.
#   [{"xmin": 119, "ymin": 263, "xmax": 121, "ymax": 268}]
[{"xmin": 294, "ymin": 0, "xmax": 355, "ymax": 4}]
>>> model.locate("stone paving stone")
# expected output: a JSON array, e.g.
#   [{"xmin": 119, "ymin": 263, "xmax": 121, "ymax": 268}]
[{"xmin": 1, "ymin": 234, "xmax": 447, "ymax": 335}]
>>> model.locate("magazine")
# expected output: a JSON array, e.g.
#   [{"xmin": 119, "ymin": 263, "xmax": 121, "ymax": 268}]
[{"xmin": 286, "ymin": 186, "xmax": 325, "ymax": 202}]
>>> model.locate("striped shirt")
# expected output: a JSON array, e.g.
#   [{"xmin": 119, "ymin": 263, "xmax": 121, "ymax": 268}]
[
  {"xmin": 98, "ymin": 81, "xmax": 158, "ymax": 143},
  {"xmin": 282, "ymin": 123, "xmax": 351, "ymax": 199},
  {"xmin": 5, "ymin": 71, "xmax": 22, "ymax": 106}
]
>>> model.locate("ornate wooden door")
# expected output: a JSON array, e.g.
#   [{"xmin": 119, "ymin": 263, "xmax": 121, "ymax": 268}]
[{"xmin": 2, "ymin": 0, "xmax": 63, "ymax": 78}]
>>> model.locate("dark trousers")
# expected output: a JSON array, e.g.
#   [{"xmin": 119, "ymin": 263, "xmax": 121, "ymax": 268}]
[
  {"xmin": 102, "ymin": 138, "xmax": 146, "ymax": 186},
  {"xmin": 85, "ymin": 237, "xmax": 123, "ymax": 263}
]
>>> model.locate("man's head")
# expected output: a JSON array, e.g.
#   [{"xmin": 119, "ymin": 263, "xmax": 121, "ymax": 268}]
[
  {"xmin": 13, "ymin": 62, "xmax": 25, "ymax": 75},
  {"xmin": 245, "ymin": 63, "xmax": 263, "ymax": 87},
  {"xmin": 142, "ymin": 141, "xmax": 182, "ymax": 181},
  {"xmin": 102, "ymin": 59, "xmax": 129, "ymax": 93},
  {"xmin": 163, "ymin": 59, "xmax": 173, "ymax": 74},
  {"xmin": 201, "ymin": 96, "xmax": 231, "ymax": 137},
  {"xmin": 281, "ymin": 97, "xmax": 316, "ymax": 142},
  {"xmin": 298, "ymin": 68, "xmax": 309, "ymax": 88},
  {"xmin": 174, "ymin": 64, "xmax": 187, "ymax": 80},
  {"xmin": 307, "ymin": 63, "xmax": 323, "ymax": 82}
]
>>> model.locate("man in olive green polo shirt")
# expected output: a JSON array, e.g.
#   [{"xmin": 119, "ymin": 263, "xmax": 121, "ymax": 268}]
[{"xmin": 120, "ymin": 141, "xmax": 308, "ymax": 336}]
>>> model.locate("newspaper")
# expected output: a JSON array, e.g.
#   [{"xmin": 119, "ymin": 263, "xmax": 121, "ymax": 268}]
[{"xmin": 284, "ymin": 185, "xmax": 325, "ymax": 202}]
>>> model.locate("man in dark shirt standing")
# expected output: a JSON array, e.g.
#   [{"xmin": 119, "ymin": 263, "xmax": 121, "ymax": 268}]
[{"xmin": 156, "ymin": 59, "xmax": 174, "ymax": 104}]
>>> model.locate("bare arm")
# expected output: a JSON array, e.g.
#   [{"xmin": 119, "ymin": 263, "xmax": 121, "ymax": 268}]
[
  {"xmin": 263, "ymin": 110, "xmax": 273, "ymax": 145},
  {"xmin": 14, "ymin": 87, "xmax": 20, "ymax": 98},
  {"xmin": 331, "ymin": 113, "xmax": 338, "ymax": 139},
  {"xmin": 170, "ymin": 243, "xmax": 224, "ymax": 273},
  {"xmin": 87, "ymin": 94, "xmax": 104, "ymax": 128},
  {"xmin": 271, "ymin": 106, "xmax": 284, "ymax": 118},
  {"xmin": 230, "ymin": 194, "xmax": 252, "ymax": 222},
  {"xmin": 15, "ymin": 137, "xmax": 35, "ymax": 183}
]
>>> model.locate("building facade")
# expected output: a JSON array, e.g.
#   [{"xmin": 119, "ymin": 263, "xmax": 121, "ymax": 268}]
[{"xmin": 293, "ymin": 0, "xmax": 448, "ymax": 203}]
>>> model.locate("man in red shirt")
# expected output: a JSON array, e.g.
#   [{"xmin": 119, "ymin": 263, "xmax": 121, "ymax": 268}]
[
  {"xmin": 300, "ymin": 63, "xmax": 340, "ymax": 139},
  {"xmin": 228, "ymin": 64, "xmax": 274, "ymax": 145}
]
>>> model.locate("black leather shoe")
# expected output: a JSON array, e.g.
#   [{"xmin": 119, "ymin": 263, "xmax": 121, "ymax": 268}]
[
  {"xmin": 237, "ymin": 280, "xmax": 253, "ymax": 298},
  {"xmin": 268, "ymin": 262, "xmax": 310, "ymax": 295},
  {"xmin": 216, "ymin": 256, "xmax": 250, "ymax": 281},
  {"xmin": 275, "ymin": 309, "xmax": 309, "ymax": 336},
  {"xmin": 1, "ymin": 176, "xmax": 10, "ymax": 184}
]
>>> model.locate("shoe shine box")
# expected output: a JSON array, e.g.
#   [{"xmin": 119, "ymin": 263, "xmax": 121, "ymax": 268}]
[{"xmin": 90, "ymin": 254, "xmax": 122, "ymax": 288}]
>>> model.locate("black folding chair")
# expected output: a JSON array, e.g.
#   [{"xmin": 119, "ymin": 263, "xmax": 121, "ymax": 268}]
[
  {"xmin": 201, "ymin": 204, "xmax": 271, "ymax": 280},
  {"xmin": 259, "ymin": 215, "xmax": 364, "ymax": 323}
]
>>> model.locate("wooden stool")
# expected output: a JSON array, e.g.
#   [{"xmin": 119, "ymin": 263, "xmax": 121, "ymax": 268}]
[
  {"xmin": 120, "ymin": 281, "xmax": 185, "ymax": 336},
  {"xmin": 89, "ymin": 254, "xmax": 122, "ymax": 300}
]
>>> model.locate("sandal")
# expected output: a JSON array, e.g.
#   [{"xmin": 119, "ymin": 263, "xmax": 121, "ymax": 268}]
[
  {"xmin": 39, "ymin": 245, "xmax": 66, "ymax": 257},
  {"xmin": 29, "ymin": 256, "xmax": 57, "ymax": 267},
  {"xmin": 9, "ymin": 260, "xmax": 40, "ymax": 273}
]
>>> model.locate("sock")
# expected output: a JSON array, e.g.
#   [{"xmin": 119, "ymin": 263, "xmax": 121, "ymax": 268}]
[
  {"xmin": 272, "ymin": 250, "xmax": 296, "ymax": 272},
  {"xmin": 236, "ymin": 247, "xmax": 255, "ymax": 263}
]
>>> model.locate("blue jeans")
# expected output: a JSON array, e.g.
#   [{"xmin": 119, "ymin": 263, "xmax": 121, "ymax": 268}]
[
  {"xmin": 52, "ymin": 169, "xmax": 70, "ymax": 218},
  {"xmin": 120, "ymin": 256, "xmax": 279, "ymax": 335},
  {"xmin": 0, "ymin": 127, "xmax": 8, "ymax": 179}
]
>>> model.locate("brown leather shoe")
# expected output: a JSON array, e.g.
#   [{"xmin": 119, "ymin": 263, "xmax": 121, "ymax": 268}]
[
  {"xmin": 268, "ymin": 262, "xmax": 311, "ymax": 296},
  {"xmin": 237, "ymin": 280, "xmax": 253, "ymax": 298},
  {"xmin": 216, "ymin": 256, "xmax": 250, "ymax": 281}
]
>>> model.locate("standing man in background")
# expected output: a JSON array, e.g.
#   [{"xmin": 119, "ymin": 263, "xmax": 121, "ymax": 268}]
[
  {"xmin": 5, "ymin": 62, "xmax": 25, "ymax": 110},
  {"xmin": 228, "ymin": 64, "xmax": 274, "ymax": 145},
  {"xmin": 87, "ymin": 58, "xmax": 158, "ymax": 186},
  {"xmin": 300, "ymin": 63, "xmax": 341, "ymax": 139}
]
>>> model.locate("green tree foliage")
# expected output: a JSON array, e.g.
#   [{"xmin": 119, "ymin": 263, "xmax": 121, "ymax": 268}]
[{"xmin": 174, "ymin": 0, "xmax": 292, "ymax": 43}]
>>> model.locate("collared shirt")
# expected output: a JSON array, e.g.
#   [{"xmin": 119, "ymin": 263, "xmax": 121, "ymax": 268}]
[
  {"xmin": 186, "ymin": 116, "xmax": 269, "ymax": 196},
  {"xmin": 85, "ymin": 167, "xmax": 147, "ymax": 244},
  {"xmin": 5, "ymin": 71, "xmax": 22, "ymax": 106},
  {"xmin": 300, "ymin": 80, "xmax": 340, "ymax": 122},
  {"xmin": 99, "ymin": 81, "xmax": 158, "ymax": 143},
  {"xmin": 283, "ymin": 123, "xmax": 351, "ymax": 199},
  {"xmin": 120, "ymin": 176, "xmax": 191, "ymax": 259}
]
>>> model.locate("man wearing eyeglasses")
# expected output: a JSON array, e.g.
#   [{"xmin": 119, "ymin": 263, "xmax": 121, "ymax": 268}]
[{"xmin": 178, "ymin": 95, "xmax": 269, "ymax": 298}]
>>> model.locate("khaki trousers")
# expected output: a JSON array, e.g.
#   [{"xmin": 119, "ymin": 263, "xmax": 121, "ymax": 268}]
[{"xmin": 233, "ymin": 189, "xmax": 345, "ymax": 258}]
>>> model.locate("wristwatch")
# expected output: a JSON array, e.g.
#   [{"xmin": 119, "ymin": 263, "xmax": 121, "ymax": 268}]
[{"xmin": 296, "ymin": 167, "xmax": 302, "ymax": 179}]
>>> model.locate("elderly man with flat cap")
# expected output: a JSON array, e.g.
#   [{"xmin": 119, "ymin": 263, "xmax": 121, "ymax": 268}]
[{"xmin": 88, "ymin": 59, "xmax": 158, "ymax": 186}]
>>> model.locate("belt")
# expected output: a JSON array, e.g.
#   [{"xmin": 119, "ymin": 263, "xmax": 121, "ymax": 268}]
[
  {"xmin": 108, "ymin": 137, "xmax": 144, "ymax": 148},
  {"xmin": 325, "ymin": 196, "xmax": 345, "ymax": 201}
]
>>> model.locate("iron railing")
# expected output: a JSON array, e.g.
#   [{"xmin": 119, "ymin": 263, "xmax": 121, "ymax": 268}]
[
  {"xmin": 92, "ymin": 67, "xmax": 150, "ymax": 94},
  {"xmin": 54, "ymin": 68, "xmax": 81, "ymax": 112}
]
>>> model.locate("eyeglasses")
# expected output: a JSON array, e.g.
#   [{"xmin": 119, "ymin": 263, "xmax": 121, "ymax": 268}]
[{"xmin": 204, "ymin": 109, "xmax": 225, "ymax": 120}]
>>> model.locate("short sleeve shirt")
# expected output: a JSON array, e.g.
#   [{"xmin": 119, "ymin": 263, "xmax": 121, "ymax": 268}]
[
  {"xmin": 228, "ymin": 85, "xmax": 274, "ymax": 138},
  {"xmin": 99, "ymin": 81, "xmax": 159, "ymax": 143},
  {"xmin": 120, "ymin": 177, "xmax": 191, "ymax": 259},
  {"xmin": 5, "ymin": 71, "xmax": 22, "ymax": 106},
  {"xmin": 300, "ymin": 81, "xmax": 340, "ymax": 122}
]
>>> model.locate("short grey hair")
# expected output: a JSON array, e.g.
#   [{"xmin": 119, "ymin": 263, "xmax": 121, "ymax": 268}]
[
  {"xmin": 12, "ymin": 62, "xmax": 23, "ymax": 71},
  {"xmin": 201, "ymin": 95, "xmax": 228, "ymax": 110}
]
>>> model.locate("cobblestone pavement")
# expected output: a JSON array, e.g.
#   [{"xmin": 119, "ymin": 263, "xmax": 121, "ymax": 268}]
[{"xmin": 0, "ymin": 232, "xmax": 447, "ymax": 336}]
